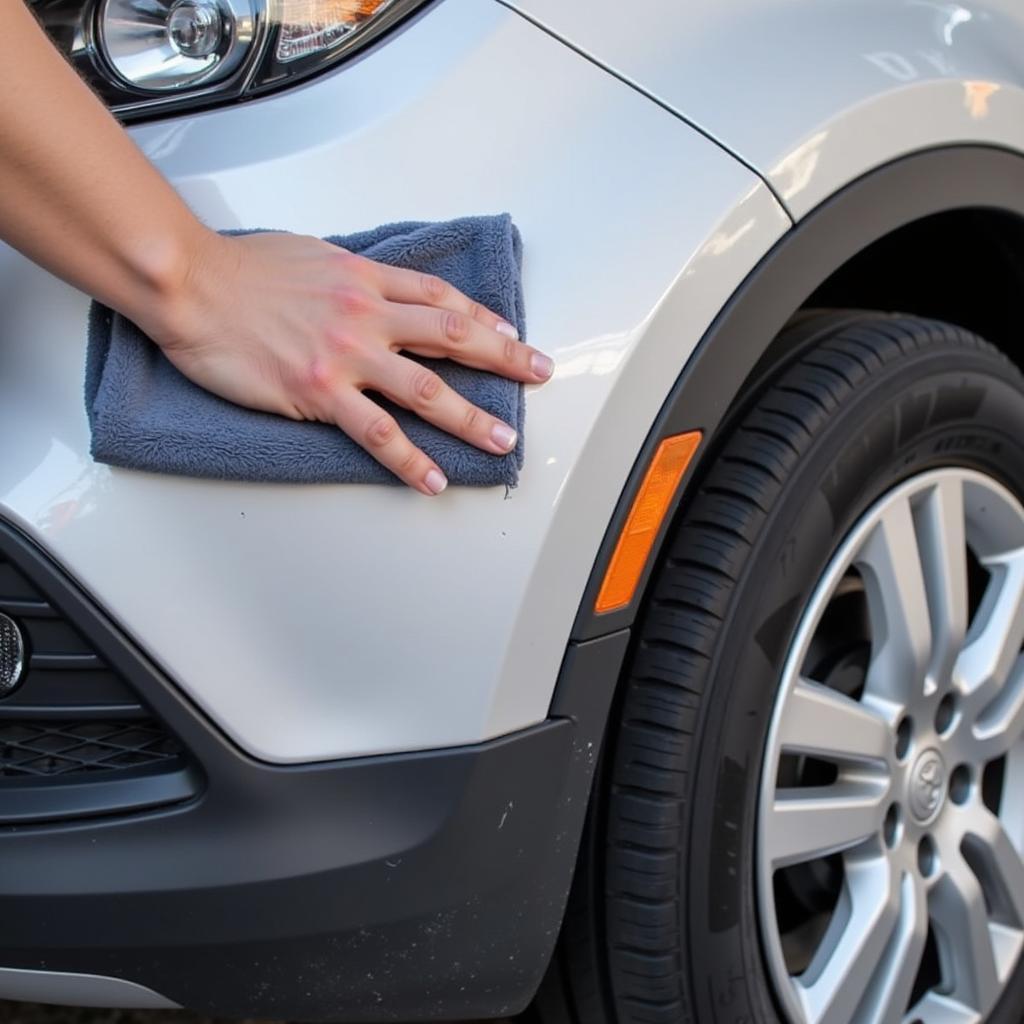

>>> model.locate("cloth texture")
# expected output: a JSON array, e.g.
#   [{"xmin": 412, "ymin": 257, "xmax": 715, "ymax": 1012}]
[{"xmin": 85, "ymin": 215, "xmax": 526, "ymax": 487}]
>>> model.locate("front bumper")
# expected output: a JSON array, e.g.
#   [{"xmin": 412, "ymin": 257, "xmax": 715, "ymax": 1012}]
[
  {"xmin": 0, "ymin": 515, "xmax": 628, "ymax": 1020},
  {"xmin": 4, "ymin": 725, "xmax": 574, "ymax": 1019}
]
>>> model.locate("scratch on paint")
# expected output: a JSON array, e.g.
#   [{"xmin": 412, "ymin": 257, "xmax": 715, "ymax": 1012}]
[{"xmin": 498, "ymin": 800, "xmax": 514, "ymax": 830}]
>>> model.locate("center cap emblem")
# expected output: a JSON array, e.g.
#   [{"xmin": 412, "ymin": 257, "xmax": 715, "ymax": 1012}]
[{"xmin": 908, "ymin": 749, "xmax": 947, "ymax": 824}]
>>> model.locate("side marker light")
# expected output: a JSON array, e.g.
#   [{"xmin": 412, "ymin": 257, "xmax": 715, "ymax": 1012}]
[{"xmin": 595, "ymin": 431, "xmax": 702, "ymax": 614}]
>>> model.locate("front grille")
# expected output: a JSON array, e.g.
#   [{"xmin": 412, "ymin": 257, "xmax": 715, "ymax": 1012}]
[{"xmin": 0, "ymin": 719, "xmax": 183, "ymax": 778}]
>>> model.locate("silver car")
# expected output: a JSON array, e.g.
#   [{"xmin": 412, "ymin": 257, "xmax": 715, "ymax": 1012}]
[{"xmin": 2, "ymin": 1, "xmax": 1024, "ymax": 1023}]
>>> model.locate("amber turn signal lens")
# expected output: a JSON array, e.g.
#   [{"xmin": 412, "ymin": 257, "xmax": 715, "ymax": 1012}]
[
  {"xmin": 595, "ymin": 431, "xmax": 702, "ymax": 614},
  {"xmin": 276, "ymin": 0, "xmax": 392, "ymax": 61}
]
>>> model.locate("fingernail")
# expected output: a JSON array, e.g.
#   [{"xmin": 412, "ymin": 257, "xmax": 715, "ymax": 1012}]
[
  {"xmin": 424, "ymin": 468, "xmax": 448, "ymax": 495},
  {"xmin": 530, "ymin": 352, "xmax": 554, "ymax": 379},
  {"xmin": 490, "ymin": 422, "xmax": 518, "ymax": 452},
  {"xmin": 496, "ymin": 321, "xmax": 519, "ymax": 340}
]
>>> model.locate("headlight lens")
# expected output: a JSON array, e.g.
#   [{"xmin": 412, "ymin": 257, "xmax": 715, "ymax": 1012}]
[
  {"xmin": 32, "ymin": 0, "xmax": 428, "ymax": 120},
  {"xmin": 99, "ymin": 0, "xmax": 256, "ymax": 92}
]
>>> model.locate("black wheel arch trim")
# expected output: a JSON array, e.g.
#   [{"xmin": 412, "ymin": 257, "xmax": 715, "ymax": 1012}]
[{"xmin": 567, "ymin": 144, "xmax": 1024, "ymax": 646}]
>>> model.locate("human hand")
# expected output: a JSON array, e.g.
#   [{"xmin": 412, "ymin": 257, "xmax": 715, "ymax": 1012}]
[{"xmin": 143, "ymin": 230, "xmax": 553, "ymax": 495}]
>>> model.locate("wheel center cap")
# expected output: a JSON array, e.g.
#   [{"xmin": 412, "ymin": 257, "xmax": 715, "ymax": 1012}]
[{"xmin": 908, "ymin": 748, "xmax": 947, "ymax": 824}]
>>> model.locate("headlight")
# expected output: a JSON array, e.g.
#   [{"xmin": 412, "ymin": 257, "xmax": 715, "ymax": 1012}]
[{"xmin": 32, "ymin": 0, "xmax": 429, "ymax": 121}]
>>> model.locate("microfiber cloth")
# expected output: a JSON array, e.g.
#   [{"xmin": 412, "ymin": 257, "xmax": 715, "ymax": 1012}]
[{"xmin": 85, "ymin": 214, "xmax": 526, "ymax": 487}]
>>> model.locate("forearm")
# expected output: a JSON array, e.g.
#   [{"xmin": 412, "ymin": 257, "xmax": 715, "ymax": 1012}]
[
  {"xmin": 1, "ymin": 1, "xmax": 554, "ymax": 495},
  {"xmin": 0, "ymin": 2, "xmax": 209, "ymax": 327}
]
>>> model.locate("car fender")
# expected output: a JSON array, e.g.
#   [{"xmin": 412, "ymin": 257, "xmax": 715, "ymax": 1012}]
[{"xmin": 497, "ymin": 0, "xmax": 1024, "ymax": 217}]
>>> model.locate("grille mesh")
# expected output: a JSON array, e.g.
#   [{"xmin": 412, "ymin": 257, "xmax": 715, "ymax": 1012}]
[{"xmin": 0, "ymin": 720, "xmax": 183, "ymax": 777}]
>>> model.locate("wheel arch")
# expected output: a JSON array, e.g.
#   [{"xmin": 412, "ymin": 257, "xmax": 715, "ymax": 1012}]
[{"xmin": 565, "ymin": 144, "xmax": 1024, "ymax": 649}]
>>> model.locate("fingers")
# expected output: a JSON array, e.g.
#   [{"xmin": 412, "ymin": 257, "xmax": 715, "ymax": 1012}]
[
  {"xmin": 369, "ymin": 352, "xmax": 519, "ymax": 456},
  {"xmin": 332, "ymin": 388, "xmax": 448, "ymax": 496},
  {"xmin": 325, "ymin": 253, "xmax": 555, "ymax": 383},
  {"xmin": 374, "ymin": 263, "xmax": 520, "ymax": 339},
  {"xmin": 383, "ymin": 303, "xmax": 554, "ymax": 384}
]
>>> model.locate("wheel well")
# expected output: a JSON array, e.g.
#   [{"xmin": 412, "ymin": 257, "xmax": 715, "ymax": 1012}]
[
  {"xmin": 572, "ymin": 150, "xmax": 1024, "ymax": 642},
  {"xmin": 735, "ymin": 208, "xmax": 1024, "ymax": 415},
  {"xmin": 808, "ymin": 208, "xmax": 1024, "ymax": 359}
]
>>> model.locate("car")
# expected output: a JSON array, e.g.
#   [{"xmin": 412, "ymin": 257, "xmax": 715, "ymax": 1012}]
[{"xmin": 2, "ymin": 1, "xmax": 1024, "ymax": 1022}]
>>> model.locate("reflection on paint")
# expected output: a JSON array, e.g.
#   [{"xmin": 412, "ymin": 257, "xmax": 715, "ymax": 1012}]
[
  {"xmin": 865, "ymin": 51, "xmax": 919, "ymax": 82},
  {"xmin": 4, "ymin": 439, "xmax": 106, "ymax": 535},
  {"xmin": 907, "ymin": 0, "xmax": 974, "ymax": 46},
  {"xmin": 551, "ymin": 334, "xmax": 629, "ymax": 380},
  {"xmin": 771, "ymin": 132, "xmax": 828, "ymax": 203},
  {"xmin": 942, "ymin": 5, "xmax": 972, "ymax": 45},
  {"xmin": 964, "ymin": 80, "xmax": 999, "ymax": 119},
  {"xmin": 702, "ymin": 219, "xmax": 756, "ymax": 257}
]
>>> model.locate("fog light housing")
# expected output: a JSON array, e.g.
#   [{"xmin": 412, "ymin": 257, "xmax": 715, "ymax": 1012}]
[{"xmin": 0, "ymin": 613, "xmax": 26, "ymax": 697}]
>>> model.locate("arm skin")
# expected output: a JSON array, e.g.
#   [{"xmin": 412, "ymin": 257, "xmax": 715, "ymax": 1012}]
[{"xmin": 0, "ymin": 2, "xmax": 554, "ymax": 495}]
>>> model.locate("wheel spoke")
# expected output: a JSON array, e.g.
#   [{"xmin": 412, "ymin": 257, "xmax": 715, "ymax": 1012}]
[
  {"xmin": 959, "ymin": 806, "xmax": 1024, "ymax": 928},
  {"xmin": 954, "ymin": 548, "xmax": 1024, "ymax": 713},
  {"xmin": 929, "ymin": 851, "xmax": 1002, "ymax": 1013},
  {"xmin": 907, "ymin": 992, "xmax": 982, "ymax": 1024},
  {"xmin": 857, "ymin": 498, "xmax": 933, "ymax": 705},
  {"xmin": 857, "ymin": 871, "xmax": 928, "ymax": 1024},
  {"xmin": 794, "ymin": 856, "xmax": 900, "ymax": 1024},
  {"xmin": 767, "ymin": 781, "xmax": 887, "ymax": 868},
  {"xmin": 969, "ymin": 656, "xmax": 1024, "ymax": 761},
  {"xmin": 913, "ymin": 477, "xmax": 969, "ymax": 689},
  {"xmin": 778, "ymin": 679, "xmax": 893, "ymax": 765}
]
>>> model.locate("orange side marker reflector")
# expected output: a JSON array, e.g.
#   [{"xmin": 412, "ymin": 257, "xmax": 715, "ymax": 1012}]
[{"xmin": 595, "ymin": 431, "xmax": 702, "ymax": 614}]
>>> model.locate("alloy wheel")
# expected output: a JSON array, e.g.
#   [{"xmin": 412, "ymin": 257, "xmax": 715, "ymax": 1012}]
[{"xmin": 759, "ymin": 468, "xmax": 1024, "ymax": 1024}]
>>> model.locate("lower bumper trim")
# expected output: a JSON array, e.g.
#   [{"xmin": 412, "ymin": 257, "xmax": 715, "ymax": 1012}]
[
  {"xmin": 0, "ymin": 967, "xmax": 178, "ymax": 1009},
  {"xmin": 0, "ymin": 630, "xmax": 630, "ymax": 1021}
]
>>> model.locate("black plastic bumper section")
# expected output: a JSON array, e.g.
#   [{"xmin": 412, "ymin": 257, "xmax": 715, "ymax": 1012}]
[
  {"xmin": 1, "ymin": 719, "xmax": 595, "ymax": 1020},
  {"xmin": 0, "ymin": 514, "xmax": 629, "ymax": 1021}
]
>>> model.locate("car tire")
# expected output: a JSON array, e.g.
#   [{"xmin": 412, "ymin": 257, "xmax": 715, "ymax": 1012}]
[{"xmin": 538, "ymin": 311, "xmax": 1024, "ymax": 1024}]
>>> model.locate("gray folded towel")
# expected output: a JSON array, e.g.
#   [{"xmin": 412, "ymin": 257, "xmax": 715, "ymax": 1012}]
[{"xmin": 85, "ymin": 215, "xmax": 526, "ymax": 487}]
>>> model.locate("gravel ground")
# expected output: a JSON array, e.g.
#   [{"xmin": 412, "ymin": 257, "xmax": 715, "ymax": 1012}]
[{"xmin": 0, "ymin": 1007, "xmax": 273, "ymax": 1024}]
